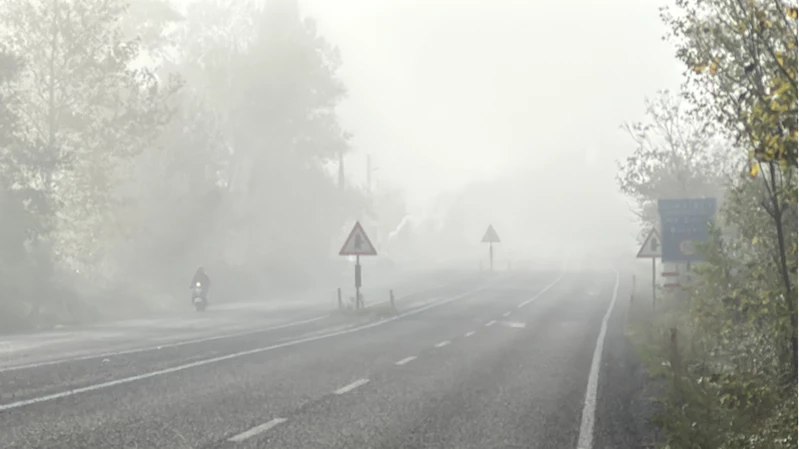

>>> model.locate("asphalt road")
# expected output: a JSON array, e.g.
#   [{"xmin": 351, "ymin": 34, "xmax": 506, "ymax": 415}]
[{"xmin": 0, "ymin": 267, "xmax": 637, "ymax": 449}]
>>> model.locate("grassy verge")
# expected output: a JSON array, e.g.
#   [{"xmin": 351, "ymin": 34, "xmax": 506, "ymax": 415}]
[{"xmin": 626, "ymin": 263, "xmax": 797, "ymax": 449}]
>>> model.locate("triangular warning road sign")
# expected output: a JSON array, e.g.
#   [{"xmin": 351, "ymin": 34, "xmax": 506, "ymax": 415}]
[
  {"xmin": 482, "ymin": 225, "xmax": 500, "ymax": 243},
  {"xmin": 637, "ymin": 228, "xmax": 661, "ymax": 258},
  {"xmin": 339, "ymin": 221, "xmax": 378, "ymax": 256}
]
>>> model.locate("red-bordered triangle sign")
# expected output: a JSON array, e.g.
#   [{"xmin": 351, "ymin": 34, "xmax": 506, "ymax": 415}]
[
  {"xmin": 636, "ymin": 228, "xmax": 662, "ymax": 258},
  {"xmin": 339, "ymin": 221, "xmax": 378, "ymax": 256}
]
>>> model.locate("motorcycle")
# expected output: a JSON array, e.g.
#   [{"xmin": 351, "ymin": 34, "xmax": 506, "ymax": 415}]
[{"xmin": 191, "ymin": 282, "xmax": 207, "ymax": 312}]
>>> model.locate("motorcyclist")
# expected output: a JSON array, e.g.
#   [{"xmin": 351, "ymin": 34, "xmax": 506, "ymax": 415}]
[{"xmin": 190, "ymin": 266, "xmax": 211, "ymax": 302}]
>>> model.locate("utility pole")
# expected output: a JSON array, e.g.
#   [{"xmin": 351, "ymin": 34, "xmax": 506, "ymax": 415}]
[
  {"xmin": 366, "ymin": 154, "xmax": 372, "ymax": 195},
  {"xmin": 338, "ymin": 151, "xmax": 345, "ymax": 190}
]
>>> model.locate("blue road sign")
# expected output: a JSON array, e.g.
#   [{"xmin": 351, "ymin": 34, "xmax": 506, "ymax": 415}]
[{"xmin": 658, "ymin": 198, "xmax": 717, "ymax": 263}]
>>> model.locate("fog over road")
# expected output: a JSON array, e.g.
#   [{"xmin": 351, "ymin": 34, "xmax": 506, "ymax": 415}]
[{"xmin": 1, "ymin": 265, "xmax": 639, "ymax": 449}]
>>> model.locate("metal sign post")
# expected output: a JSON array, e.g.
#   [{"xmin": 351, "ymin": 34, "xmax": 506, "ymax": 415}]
[
  {"xmin": 481, "ymin": 225, "xmax": 501, "ymax": 272},
  {"xmin": 637, "ymin": 228, "xmax": 662, "ymax": 311},
  {"xmin": 339, "ymin": 221, "xmax": 377, "ymax": 310}
]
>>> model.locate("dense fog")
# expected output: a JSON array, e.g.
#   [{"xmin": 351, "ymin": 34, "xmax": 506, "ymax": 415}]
[{"xmin": 0, "ymin": 0, "xmax": 680, "ymax": 329}]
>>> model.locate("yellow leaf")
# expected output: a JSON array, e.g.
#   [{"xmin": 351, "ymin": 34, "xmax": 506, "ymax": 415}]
[
  {"xmin": 752, "ymin": 236, "xmax": 759, "ymax": 245},
  {"xmin": 709, "ymin": 60, "xmax": 719, "ymax": 75},
  {"xmin": 693, "ymin": 64, "xmax": 706, "ymax": 74},
  {"xmin": 776, "ymin": 51, "xmax": 785, "ymax": 67},
  {"xmin": 749, "ymin": 163, "xmax": 761, "ymax": 177},
  {"xmin": 788, "ymin": 7, "xmax": 798, "ymax": 20},
  {"xmin": 773, "ymin": 81, "xmax": 792, "ymax": 97}
]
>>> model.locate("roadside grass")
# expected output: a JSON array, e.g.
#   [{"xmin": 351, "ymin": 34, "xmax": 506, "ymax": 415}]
[{"xmin": 626, "ymin": 264, "xmax": 797, "ymax": 449}]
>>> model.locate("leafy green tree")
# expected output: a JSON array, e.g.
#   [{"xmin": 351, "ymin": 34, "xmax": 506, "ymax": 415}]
[
  {"xmin": 118, "ymin": 0, "xmax": 359, "ymax": 295},
  {"xmin": 627, "ymin": 1, "xmax": 799, "ymax": 447},
  {"xmin": 208, "ymin": 0, "xmax": 352, "ymax": 286},
  {"xmin": 0, "ymin": 0, "xmax": 180, "ymax": 323},
  {"xmin": 0, "ymin": 0, "xmax": 180, "ymax": 272},
  {"xmin": 662, "ymin": 0, "xmax": 797, "ymax": 376}
]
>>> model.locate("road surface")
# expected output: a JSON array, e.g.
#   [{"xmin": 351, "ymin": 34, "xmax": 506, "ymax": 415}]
[{"xmin": 0, "ymin": 267, "xmax": 641, "ymax": 449}]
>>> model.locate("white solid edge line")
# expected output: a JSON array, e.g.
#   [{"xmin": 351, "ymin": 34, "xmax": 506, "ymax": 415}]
[
  {"xmin": 434, "ymin": 340, "xmax": 450, "ymax": 348},
  {"xmin": 0, "ymin": 276, "xmax": 514, "ymax": 412},
  {"xmin": 0, "ymin": 315, "xmax": 329, "ymax": 373},
  {"xmin": 517, "ymin": 272, "xmax": 565, "ymax": 308},
  {"xmin": 334, "ymin": 378, "xmax": 370, "ymax": 395},
  {"xmin": 395, "ymin": 356, "xmax": 417, "ymax": 366},
  {"xmin": 485, "ymin": 320, "xmax": 496, "ymax": 327},
  {"xmin": 464, "ymin": 331, "xmax": 476, "ymax": 337},
  {"xmin": 228, "ymin": 417, "xmax": 288, "ymax": 443},
  {"xmin": 575, "ymin": 269, "xmax": 620, "ymax": 449}
]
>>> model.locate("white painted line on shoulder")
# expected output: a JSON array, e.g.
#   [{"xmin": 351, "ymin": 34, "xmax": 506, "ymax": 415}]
[
  {"xmin": 503, "ymin": 311, "xmax": 511, "ymax": 317},
  {"xmin": 464, "ymin": 331, "xmax": 476, "ymax": 337},
  {"xmin": 334, "ymin": 378, "xmax": 370, "ymax": 395},
  {"xmin": 0, "ymin": 276, "xmax": 512, "ymax": 412},
  {"xmin": 485, "ymin": 320, "xmax": 496, "ymax": 327},
  {"xmin": 0, "ymin": 315, "xmax": 329, "ymax": 374},
  {"xmin": 576, "ymin": 269, "xmax": 620, "ymax": 449},
  {"xmin": 228, "ymin": 417, "xmax": 287, "ymax": 443},
  {"xmin": 517, "ymin": 272, "xmax": 565, "ymax": 308},
  {"xmin": 434, "ymin": 340, "xmax": 450, "ymax": 348},
  {"xmin": 395, "ymin": 356, "xmax": 417, "ymax": 366}
]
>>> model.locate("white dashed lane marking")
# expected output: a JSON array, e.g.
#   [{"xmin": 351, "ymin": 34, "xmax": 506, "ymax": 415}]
[
  {"xmin": 503, "ymin": 311, "xmax": 511, "ymax": 317},
  {"xmin": 333, "ymin": 378, "xmax": 370, "ymax": 395},
  {"xmin": 485, "ymin": 320, "xmax": 496, "ymax": 327},
  {"xmin": 464, "ymin": 331, "xmax": 476, "ymax": 337},
  {"xmin": 434, "ymin": 340, "xmax": 451, "ymax": 348},
  {"xmin": 395, "ymin": 356, "xmax": 417, "ymax": 366},
  {"xmin": 500, "ymin": 321, "xmax": 527, "ymax": 329},
  {"xmin": 228, "ymin": 417, "xmax": 287, "ymax": 443}
]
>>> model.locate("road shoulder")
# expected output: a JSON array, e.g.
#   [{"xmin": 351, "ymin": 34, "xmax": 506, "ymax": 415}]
[{"xmin": 593, "ymin": 271, "xmax": 660, "ymax": 449}]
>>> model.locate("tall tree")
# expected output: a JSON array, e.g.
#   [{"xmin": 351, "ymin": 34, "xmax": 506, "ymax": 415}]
[
  {"xmin": 215, "ymin": 0, "xmax": 352, "ymax": 284},
  {"xmin": 662, "ymin": 0, "xmax": 798, "ymax": 377},
  {"xmin": 0, "ymin": 0, "xmax": 179, "ymax": 275}
]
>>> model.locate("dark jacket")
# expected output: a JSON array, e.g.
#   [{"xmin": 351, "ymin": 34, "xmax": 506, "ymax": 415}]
[{"xmin": 190, "ymin": 270, "xmax": 211, "ymax": 289}]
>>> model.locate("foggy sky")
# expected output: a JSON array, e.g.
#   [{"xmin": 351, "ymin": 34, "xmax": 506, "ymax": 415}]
[{"xmin": 299, "ymin": 0, "xmax": 684, "ymax": 210}]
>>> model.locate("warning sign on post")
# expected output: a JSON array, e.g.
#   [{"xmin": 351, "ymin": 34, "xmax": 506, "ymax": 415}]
[
  {"xmin": 636, "ymin": 228, "xmax": 661, "ymax": 258},
  {"xmin": 339, "ymin": 221, "xmax": 378, "ymax": 256}
]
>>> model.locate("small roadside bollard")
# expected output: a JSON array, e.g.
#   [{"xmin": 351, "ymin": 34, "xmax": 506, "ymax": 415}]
[
  {"xmin": 337, "ymin": 287, "xmax": 343, "ymax": 310},
  {"xmin": 389, "ymin": 289, "xmax": 395, "ymax": 309}
]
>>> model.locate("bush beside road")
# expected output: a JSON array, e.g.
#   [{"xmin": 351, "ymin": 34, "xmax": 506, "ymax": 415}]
[{"xmin": 625, "ymin": 260, "xmax": 797, "ymax": 449}]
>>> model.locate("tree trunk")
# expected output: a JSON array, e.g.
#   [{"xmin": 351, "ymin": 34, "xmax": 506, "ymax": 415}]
[{"xmin": 767, "ymin": 162, "xmax": 797, "ymax": 381}]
